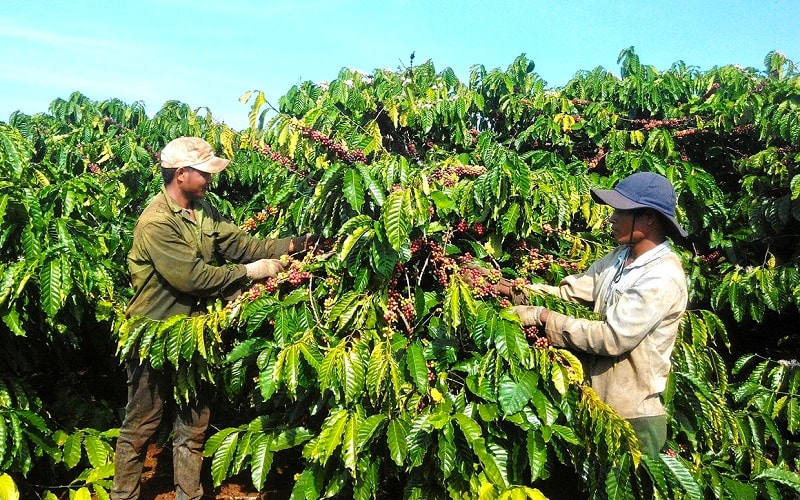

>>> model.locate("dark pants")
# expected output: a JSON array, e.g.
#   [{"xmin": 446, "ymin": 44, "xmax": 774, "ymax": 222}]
[
  {"xmin": 111, "ymin": 361, "xmax": 210, "ymax": 500},
  {"xmin": 628, "ymin": 415, "xmax": 667, "ymax": 458}
]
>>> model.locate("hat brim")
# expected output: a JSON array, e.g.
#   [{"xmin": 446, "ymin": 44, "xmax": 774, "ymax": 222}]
[
  {"xmin": 591, "ymin": 188, "xmax": 688, "ymax": 238},
  {"xmin": 591, "ymin": 188, "xmax": 648, "ymax": 210},
  {"xmin": 188, "ymin": 157, "xmax": 229, "ymax": 174}
]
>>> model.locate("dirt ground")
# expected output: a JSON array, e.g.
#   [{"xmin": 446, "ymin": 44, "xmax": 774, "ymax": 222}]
[{"xmin": 140, "ymin": 444, "xmax": 294, "ymax": 499}]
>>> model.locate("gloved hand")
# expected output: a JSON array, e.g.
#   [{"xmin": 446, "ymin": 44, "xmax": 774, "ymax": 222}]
[
  {"xmin": 465, "ymin": 264, "xmax": 529, "ymax": 304},
  {"xmin": 245, "ymin": 259, "xmax": 284, "ymax": 280},
  {"xmin": 291, "ymin": 234, "xmax": 322, "ymax": 253},
  {"xmin": 510, "ymin": 305, "xmax": 546, "ymax": 326},
  {"xmin": 496, "ymin": 278, "xmax": 514, "ymax": 297}
]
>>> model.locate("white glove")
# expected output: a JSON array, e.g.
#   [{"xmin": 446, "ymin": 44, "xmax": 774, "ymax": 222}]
[
  {"xmin": 510, "ymin": 305, "xmax": 546, "ymax": 326},
  {"xmin": 245, "ymin": 259, "xmax": 284, "ymax": 280}
]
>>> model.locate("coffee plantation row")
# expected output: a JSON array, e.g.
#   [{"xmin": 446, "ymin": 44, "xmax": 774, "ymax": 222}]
[{"xmin": 0, "ymin": 48, "xmax": 798, "ymax": 498}]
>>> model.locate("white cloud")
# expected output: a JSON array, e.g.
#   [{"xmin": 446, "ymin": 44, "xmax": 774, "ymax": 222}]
[{"xmin": 0, "ymin": 19, "xmax": 150, "ymax": 54}]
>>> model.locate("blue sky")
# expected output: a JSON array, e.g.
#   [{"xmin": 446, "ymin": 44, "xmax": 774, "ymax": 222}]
[{"xmin": 2, "ymin": 1, "xmax": 798, "ymax": 131}]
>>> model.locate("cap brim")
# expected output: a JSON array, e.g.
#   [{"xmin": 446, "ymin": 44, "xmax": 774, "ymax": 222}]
[{"xmin": 190, "ymin": 157, "xmax": 229, "ymax": 174}]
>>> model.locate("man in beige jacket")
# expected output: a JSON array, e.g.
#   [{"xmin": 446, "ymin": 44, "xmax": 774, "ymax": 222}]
[{"xmin": 511, "ymin": 172, "xmax": 688, "ymax": 457}]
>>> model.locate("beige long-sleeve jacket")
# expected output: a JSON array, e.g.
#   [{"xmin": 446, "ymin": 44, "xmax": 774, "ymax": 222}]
[{"xmin": 530, "ymin": 243, "xmax": 688, "ymax": 419}]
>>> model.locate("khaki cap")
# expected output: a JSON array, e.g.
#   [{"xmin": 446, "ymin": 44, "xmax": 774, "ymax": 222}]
[{"xmin": 160, "ymin": 137, "xmax": 230, "ymax": 173}]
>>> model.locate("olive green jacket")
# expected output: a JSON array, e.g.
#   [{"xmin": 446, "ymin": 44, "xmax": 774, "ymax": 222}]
[
  {"xmin": 126, "ymin": 189, "xmax": 291, "ymax": 320},
  {"xmin": 529, "ymin": 243, "xmax": 688, "ymax": 419}
]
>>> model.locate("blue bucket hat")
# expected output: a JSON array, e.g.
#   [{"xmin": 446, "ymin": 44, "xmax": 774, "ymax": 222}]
[{"xmin": 590, "ymin": 172, "xmax": 688, "ymax": 237}]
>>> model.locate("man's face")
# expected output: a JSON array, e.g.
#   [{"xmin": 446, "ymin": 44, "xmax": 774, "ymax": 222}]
[
  {"xmin": 607, "ymin": 208, "xmax": 640, "ymax": 244},
  {"xmin": 179, "ymin": 167, "xmax": 213, "ymax": 199}
]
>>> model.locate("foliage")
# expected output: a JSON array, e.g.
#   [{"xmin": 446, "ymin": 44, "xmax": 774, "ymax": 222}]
[
  {"xmin": 0, "ymin": 375, "xmax": 116, "ymax": 498},
  {"xmin": 2, "ymin": 49, "xmax": 800, "ymax": 497}
]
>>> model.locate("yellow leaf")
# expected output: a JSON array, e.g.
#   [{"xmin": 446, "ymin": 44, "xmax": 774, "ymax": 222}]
[
  {"xmin": 365, "ymin": 121, "xmax": 384, "ymax": 155},
  {"xmin": 33, "ymin": 168, "xmax": 50, "ymax": 187},
  {"xmin": 387, "ymin": 103, "xmax": 399, "ymax": 129},
  {"xmin": 563, "ymin": 114, "xmax": 576, "ymax": 131},
  {"xmin": 277, "ymin": 122, "xmax": 289, "ymax": 146},
  {"xmin": 238, "ymin": 90, "xmax": 254, "ymax": 103},
  {"xmin": 72, "ymin": 487, "xmax": 92, "ymax": 500},
  {"xmin": 0, "ymin": 473, "xmax": 19, "ymax": 500},
  {"xmin": 557, "ymin": 349, "xmax": 585, "ymax": 383},
  {"xmin": 245, "ymin": 90, "xmax": 267, "ymax": 130},
  {"xmin": 478, "ymin": 481, "xmax": 496, "ymax": 500},
  {"xmin": 526, "ymin": 487, "xmax": 548, "ymax": 499},
  {"xmin": 430, "ymin": 387, "xmax": 444, "ymax": 403},
  {"xmin": 288, "ymin": 130, "xmax": 299, "ymax": 155},
  {"xmin": 220, "ymin": 127, "xmax": 235, "ymax": 159},
  {"xmin": 554, "ymin": 113, "xmax": 575, "ymax": 132},
  {"xmin": 420, "ymin": 174, "xmax": 431, "ymax": 196},
  {"xmin": 630, "ymin": 130, "xmax": 645, "ymax": 146}
]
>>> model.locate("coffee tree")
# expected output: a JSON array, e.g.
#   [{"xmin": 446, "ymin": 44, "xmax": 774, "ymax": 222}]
[{"xmin": 1, "ymin": 49, "xmax": 799, "ymax": 498}]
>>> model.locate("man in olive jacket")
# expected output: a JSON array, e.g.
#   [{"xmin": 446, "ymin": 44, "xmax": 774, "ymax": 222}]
[{"xmin": 112, "ymin": 137, "xmax": 310, "ymax": 499}]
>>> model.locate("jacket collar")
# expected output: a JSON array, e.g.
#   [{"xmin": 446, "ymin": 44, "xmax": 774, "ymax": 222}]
[{"xmin": 626, "ymin": 241, "xmax": 672, "ymax": 269}]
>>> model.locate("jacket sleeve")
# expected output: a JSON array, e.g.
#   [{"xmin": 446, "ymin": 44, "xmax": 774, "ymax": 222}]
[
  {"xmin": 543, "ymin": 272, "xmax": 685, "ymax": 356},
  {"xmin": 524, "ymin": 257, "xmax": 605, "ymax": 305},
  {"xmin": 138, "ymin": 220, "xmax": 248, "ymax": 297}
]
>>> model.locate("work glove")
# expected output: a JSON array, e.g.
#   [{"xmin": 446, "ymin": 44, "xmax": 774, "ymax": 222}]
[
  {"xmin": 495, "ymin": 278, "xmax": 515, "ymax": 297},
  {"xmin": 509, "ymin": 305, "xmax": 546, "ymax": 327},
  {"xmin": 291, "ymin": 234, "xmax": 322, "ymax": 253},
  {"xmin": 465, "ymin": 264, "xmax": 529, "ymax": 304},
  {"xmin": 245, "ymin": 259, "xmax": 284, "ymax": 280}
]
